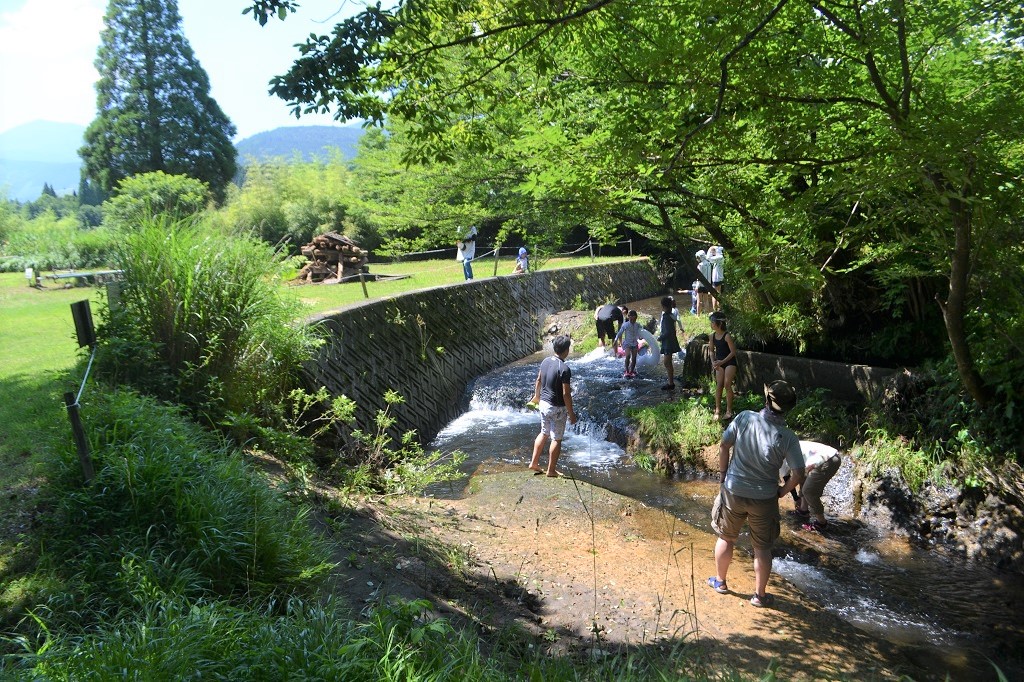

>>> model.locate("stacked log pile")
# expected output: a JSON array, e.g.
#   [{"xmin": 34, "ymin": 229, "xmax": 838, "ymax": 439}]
[{"xmin": 297, "ymin": 232, "xmax": 369, "ymax": 283}]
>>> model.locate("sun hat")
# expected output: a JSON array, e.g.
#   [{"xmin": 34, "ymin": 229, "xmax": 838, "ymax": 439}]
[
  {"xmin": 696, "ymin": 250, "xmax": 706, "ymax": 258},
  {"xmin": 519, "ymin": 247, "xmax": 527, "ymax": 256},
  {"xmin": 764, "ymin": 380, "xmax": 797, "ymax": 414}
]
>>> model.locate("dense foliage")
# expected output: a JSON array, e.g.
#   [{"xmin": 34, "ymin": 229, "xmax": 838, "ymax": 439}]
[
  {"xmin": 259, "ymin": 0, "xmax": 1024, "ymax": 421},
  {"xmin": 81, "ymin": 0, "xmax": 237, "ymax": 202},
  {"xmin": 97, "ymin": 216, "xmax": 321, "ymax": 425}
]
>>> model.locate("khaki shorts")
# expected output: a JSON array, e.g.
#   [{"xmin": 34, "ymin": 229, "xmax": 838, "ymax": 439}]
[
  {"xmin": 538, "ymin": 400, "xmax": 568, "ymax": 441},
  {"xmin": 711, "ymin": 488, "xmax": 780, "ymax": 550}
]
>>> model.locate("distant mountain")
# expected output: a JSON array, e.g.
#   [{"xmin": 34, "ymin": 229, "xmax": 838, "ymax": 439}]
[
  {"xmin": 0, "ymin": 121, "xmax": 86, "ymax": 201},
  {"xmin": 0, "ymin": 122, "xmax": 367, "ymax": 203},
  {"xmin": 235, "ymin": 125, "xmax": 364, "ymax": 162}
]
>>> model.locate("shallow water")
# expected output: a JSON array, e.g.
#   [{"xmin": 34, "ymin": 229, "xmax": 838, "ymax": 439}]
[{"xmin": 429, "ymin": 348, "xmax": 1024, "ymax": 677}]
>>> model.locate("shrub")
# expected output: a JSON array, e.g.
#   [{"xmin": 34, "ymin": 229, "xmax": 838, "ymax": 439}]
[
  {"xmin": 97, "ymin": 216, "xmax": 321, "ymax": 424},
  {"xmin": 629, "ymin": 399, "xmax": 721, "ymax": 469},
  {"xmin": 787, "ymin": 388, "xmax": 858, "ymax": 447},
  {"xmin": 103, "ymin": 171, "xmax": 210, "ymax": 231}
]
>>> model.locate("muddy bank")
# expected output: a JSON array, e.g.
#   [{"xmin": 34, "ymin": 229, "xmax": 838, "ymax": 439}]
[{"xmin": 321, "ymin": 468, "xmax": 1024, "ymax": 680}]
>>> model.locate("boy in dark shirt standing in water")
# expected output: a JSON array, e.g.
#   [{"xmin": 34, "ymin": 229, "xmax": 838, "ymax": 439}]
[{"xmin": 527, "ymin": 335, "xmax": 577, "ymax": 477}]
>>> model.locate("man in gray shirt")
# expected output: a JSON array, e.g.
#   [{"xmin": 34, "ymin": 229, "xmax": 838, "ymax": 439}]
[{"xmin": 707, "ymin": 380, "xmax": 805, "ymax": 607}]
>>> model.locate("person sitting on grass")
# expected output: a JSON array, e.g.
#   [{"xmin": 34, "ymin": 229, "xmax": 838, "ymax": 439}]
[{"xmin": 513, "ymin": 247, "xmax": 529, "ymax": 274}]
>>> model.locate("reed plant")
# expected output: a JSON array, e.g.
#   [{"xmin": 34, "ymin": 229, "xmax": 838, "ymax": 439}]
[{"xmin": 98, "ymin": 216, "xmax": 321, "ymax": 425}]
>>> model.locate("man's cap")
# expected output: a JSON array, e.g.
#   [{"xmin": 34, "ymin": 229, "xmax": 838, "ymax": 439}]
[{"xmin": 764, "ymin": 380, "xmax": 797, "ymax": 413}]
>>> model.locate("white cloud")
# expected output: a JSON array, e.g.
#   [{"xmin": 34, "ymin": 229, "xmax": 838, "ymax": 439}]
[{"xmin": 0, "ymin": 0, "xmax": 104, "ymax": 132}]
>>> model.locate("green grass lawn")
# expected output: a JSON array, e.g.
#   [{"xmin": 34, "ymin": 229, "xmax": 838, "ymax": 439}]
[
  {"xmin": 0, "ymin": 273, "xmax": 107, "ymax": 575},
  {"xmin": 0, "ymin": 255, "xmax": 644, "ymax": 508},
  {"xmin": 287, "ymin": 254, "xmax": 639, "ymax": 314}
]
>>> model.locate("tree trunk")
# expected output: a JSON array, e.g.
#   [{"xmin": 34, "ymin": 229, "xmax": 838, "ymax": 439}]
[{"xmin": 938, "ymin": 193, "xmax": 994, "ymax": 406}]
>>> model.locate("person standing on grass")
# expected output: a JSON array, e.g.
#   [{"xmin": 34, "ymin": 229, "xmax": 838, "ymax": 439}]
[
  {"xmin": 708, "ymin": 311, "xmax": 738, "ymax": 420},
  {"xmin": 527, "ymin": 335, "xmax": 577, "ymax": 477},
  {"xmin": 658, "ymin": 295, "xmax": 684, "ymax": 390},
  {"xmin": 613, "ymin": 308, "xmax": 642, "ymax": 377},
  {"xmin": 707, "ymin": 380, "xmax": 804, "ymax": 608},
  {"xmin": 456, "ymin": 226, "xmax": 478, "ymax": 280},
  {"xmin": 513, "ymin": 247, "xmax": 529, "ymax": 274}
]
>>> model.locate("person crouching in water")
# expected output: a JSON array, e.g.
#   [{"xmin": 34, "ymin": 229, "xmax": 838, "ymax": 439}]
[
  {"xmin": 613, "ymin": 308, "xmax": 641, "ymax": 377},
  {"xmin": 527, "ymin": 335, "xmax": 577, "ymax": 477},
  {"xmin": 708, "ymin": 311, "xmax": 737, "ymax": 420}
]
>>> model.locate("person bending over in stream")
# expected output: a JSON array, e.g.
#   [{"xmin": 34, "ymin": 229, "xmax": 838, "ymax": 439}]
[
  {"xmin": 527, "ymin": 335, "xmax": 577, "ymax": 477},
  {"xmin": 707, "ymin": 380, "xmax": 805, "ymax": 608}
]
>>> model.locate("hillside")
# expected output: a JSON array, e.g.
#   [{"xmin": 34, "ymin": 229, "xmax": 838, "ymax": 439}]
[
  {"xmin": 0, "ymin": 121, "xmax": 86, "ymax": 200},
  {"xmin": 235, "ymin": 125, "xmax": 364, "ymax": 162},
  {"xmin": 0, "ymin": 122, "xmax": 367, "ymax": 202}
]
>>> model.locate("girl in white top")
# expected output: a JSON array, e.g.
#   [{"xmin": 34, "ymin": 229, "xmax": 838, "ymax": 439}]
[{"xmin": 613, "ymin": 308, "xmax": 642, "ymax": 377}]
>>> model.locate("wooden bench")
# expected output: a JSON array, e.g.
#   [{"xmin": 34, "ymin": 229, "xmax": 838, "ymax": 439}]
[{"xmin": 46, "ymin": 270, "xmax": 124, "ymax": 286}]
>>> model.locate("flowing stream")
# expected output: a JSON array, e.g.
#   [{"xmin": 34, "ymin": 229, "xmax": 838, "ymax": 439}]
[{"xmin": 429, "ymin": 348, "xmax": 1024, "ymax": 678}]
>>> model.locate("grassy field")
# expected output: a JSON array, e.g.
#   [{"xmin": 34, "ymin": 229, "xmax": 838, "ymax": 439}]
[
  {"xmin": 0, "ymin": 256, "xmax": 643, "ymax": 532},
  {"xmin": 287, "ymin": 254, "xmax": 639, "ymax": 314}
]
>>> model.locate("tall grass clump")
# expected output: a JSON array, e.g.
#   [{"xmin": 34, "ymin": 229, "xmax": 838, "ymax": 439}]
[
  {"xmin": 629, "ymin": 399, "xmax": 721, "ymax": 468},
  {"xmin": 32, "ymin": 388, "xmax": 331, "ymax": 632},
  {"xmin": 15, "ymin": 593, "xmax": 705, "ymax": 681},
  {"xmin": 97, "ymin": 216, "xmax": 320, "ymax": 425},
  {"xmin": 853, "ymin": 429, "xmax": 946, "ymax": 492}
]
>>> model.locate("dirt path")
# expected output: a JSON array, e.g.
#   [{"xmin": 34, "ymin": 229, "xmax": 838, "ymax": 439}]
[{"xmin": 320, "ymin": 468, "xmax": 940, "ymax": 681}]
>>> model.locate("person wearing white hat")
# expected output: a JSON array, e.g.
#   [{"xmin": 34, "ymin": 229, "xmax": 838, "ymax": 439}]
[
  {"xmin": 707, "ymin": 380, "xmax": 804, "ymax": 608},
  {"xmin": 695, "ymin": 249, "xmax": 712, "ymax": 315}
]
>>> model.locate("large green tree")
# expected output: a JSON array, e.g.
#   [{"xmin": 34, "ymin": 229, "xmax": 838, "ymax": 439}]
[
  {"xmin": 81, "ymin": 0, "xmax": 237, "ymax": 203},
  {"xmin": 254, "ymin": 0, "xmax": 1024, "ymax": 411}
]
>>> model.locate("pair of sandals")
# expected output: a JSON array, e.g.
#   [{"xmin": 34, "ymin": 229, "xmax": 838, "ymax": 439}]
[
  {"xmin": 713, "ymin": 412, "xmax": 734, "ymax": 420},
  {"xmin": 707, "ymin": 577, "xmax": 774, "ymax": 607}
]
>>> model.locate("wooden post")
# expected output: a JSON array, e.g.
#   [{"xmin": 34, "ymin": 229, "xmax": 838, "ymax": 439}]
[
  {"xmin": 64, "ymin": 392, "xmax": 94, "ymax": 482},
  {"xmin": 493, "ymin": 246, "xmax": 500, "ymax": 277},
  {"xmin": 629, "ymin": 239, "xmax": 633, "ymax": 257},
  {"xmin": 359, "ymin": 271, "xmax": 369, "ymax": 298},
  {"xmin": 589, "ymin": 238, "xmax": 595, "ymax": 262}
]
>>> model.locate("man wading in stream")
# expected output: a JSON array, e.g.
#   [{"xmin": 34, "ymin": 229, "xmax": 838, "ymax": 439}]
[
  {"xmin": 527, "ymin": 335, "xmax": 577, "ymax": 477},
  {"xmin": 707, "ymin": 380, "xmax": 805, "ymax": 607}
]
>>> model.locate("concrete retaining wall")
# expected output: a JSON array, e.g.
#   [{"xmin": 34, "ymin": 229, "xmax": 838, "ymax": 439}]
[
  {"xmin": 304, "ymin": 260, "xmax": 662, "ymax": 445},
  {"xmin": 682, "ymin": 335, "xmax": 898, "ymax": 403}
]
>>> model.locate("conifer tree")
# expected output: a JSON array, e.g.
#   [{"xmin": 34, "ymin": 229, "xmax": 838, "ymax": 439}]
[{"xmin": 80, "ymin": 0, "xmax": 237, "ymax": 203}]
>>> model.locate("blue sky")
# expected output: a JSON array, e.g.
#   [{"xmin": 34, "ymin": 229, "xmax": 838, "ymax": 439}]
[{"xmin": 0, "ymin": 0, "xmax": 367, "ymax": 139}]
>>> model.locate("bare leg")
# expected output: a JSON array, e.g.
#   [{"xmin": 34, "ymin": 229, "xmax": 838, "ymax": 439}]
[
  {"xmin": 529, "ymin": 433, "xmax": 547, "ymax": 472},
  {"xmin": 714, "ymin": 536, "xmax": 734, "ymax": 583},
  {"xmin": 753, "ymin": 546, "xmax": 773, "ymax": 597},
  {"xmin": 663, "ymin": 354, "xmax": 675, "ymax": 386},
  {"xmin": 724, "ymin": 365, "xmax": 737, "ymax": 416},
  {"xmin": 546, "ymin": 438, "xmax": 562, "ymax": 476},
  {"xmin": 714, "ymin": 367, "xmax": 724, "ymax": 416}
]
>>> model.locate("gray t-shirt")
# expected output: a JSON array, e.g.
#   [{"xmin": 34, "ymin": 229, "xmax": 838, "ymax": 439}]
[{"xmin": 721, "ymin": 408, "xmax": 804, "ymax": 499}]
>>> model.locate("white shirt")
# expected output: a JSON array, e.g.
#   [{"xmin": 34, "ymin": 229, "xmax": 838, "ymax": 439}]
[{"xmin": 456, "ymin": 226, "xmax": 478, "ymax": 261}]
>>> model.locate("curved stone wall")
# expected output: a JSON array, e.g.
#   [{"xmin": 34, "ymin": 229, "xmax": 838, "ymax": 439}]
[
  {"xmin": 304, "ymin": 260, "xmax": 662, "ymax": 445},
  {"xmin": 681, "ymin": 335, "xmax": 897, "ymax": 403}
]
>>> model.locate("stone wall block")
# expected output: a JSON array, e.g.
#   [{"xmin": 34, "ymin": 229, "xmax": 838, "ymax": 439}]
[{"xmin": 304, "ymin": 260, "xmax": 663, "ymax": 448}]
